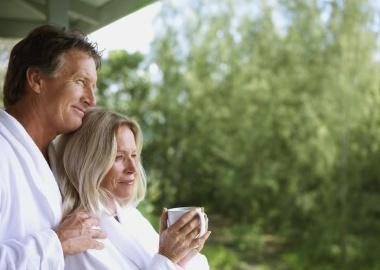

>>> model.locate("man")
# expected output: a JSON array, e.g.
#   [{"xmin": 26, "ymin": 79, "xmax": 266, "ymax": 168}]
[{"xmin": 0, "ymin": 25, "xmax": 106, "ymax": 269}]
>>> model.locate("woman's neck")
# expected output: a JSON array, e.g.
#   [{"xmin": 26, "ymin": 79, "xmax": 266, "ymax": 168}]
[{"xmin": 106, "ymin": 197, "xmax": 117, "ymax": 216}]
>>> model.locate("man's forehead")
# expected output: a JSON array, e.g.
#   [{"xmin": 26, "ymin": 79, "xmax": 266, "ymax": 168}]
[{"xmin": 54, "ymin": 50, "xmax": 97, "ymax": 76}]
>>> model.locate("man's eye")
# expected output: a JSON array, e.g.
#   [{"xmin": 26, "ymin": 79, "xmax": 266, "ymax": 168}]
[{"xmin": 77, "ymin": 79, "xmax": 85, "ymax": 86}]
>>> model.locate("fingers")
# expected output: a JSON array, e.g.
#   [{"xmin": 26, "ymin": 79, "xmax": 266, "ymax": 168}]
[
  {"xmin": 204, "ymin": 213, "xmax": 208, "ymax": 231},
  {"xmin": 57, "ymin": 210, "xmax": 108, "ymax": 256},
  {"xmin": 65, "ymin": 216, "xmax": 102, "ymax": 238},
  {"xmin": 91, "ymin": 239, "xmax": 105, "ymax": 250},
  {"xmin": 189, "ymin": 237, "xmax": 202, "ymax": 250},
  {"xmin": 187, "ymin": 226, "xmax": 201, "ymax": 240},
  {"xmin": 179, "ymin": 210, "xmax": 208, "ymax": 237},
  {"xmin": 180, "ymin": 217, "xmax": 200, "ymax": 236},
  {"xmin": 200, "ymin": 207, "xmax": 209, "ymax": 232},
  {"xmin": 170, "ymin": 209, "xmax": 198, "ymax": 231},
  {"xmin": 90, "ymin": 228, "xmax": 107, "ymax": 239},
  {"xmin": 80, "ymin": 223, "xmax": 107, "ymax": 240},
  {"xmin": 190, "ymin": 231, "xmax": 211, "ymax": 252},
  {"xmin": 73, "ymin": 227, "xmax": 107, "ymax": 251},
  {"xmin": 64, "ymin": 210, "xmax": 90, "ymax": 222},
  {"xmin": 80, "ymin": 237, "xmax": 104, "ymax": 249},
  {"xmin": 200, "ymin": 230, "xmax": 212, "ymax": 242},
  {"xmin": 62, "ymin": 211, "xmax": 97, "ymax": 230},
  {"xmin": 80, "ymin": 217, "xmax": 101, "ymax": 236},
  {"xmin": 82, "ymin": 216, "xmax": 100, "ymax": 228},
  {"xmin": 159, "ymin": 208, "xmax": 168, "ymax": 234},
  {"xmin": 74, "ymin": 211, "xmax": 91, "ymax": 220}
]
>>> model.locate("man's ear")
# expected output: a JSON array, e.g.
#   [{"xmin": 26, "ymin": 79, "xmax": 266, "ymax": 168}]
[{"xmin": 25, "ymin": 67, "xmax": 43, "ymax": 94}]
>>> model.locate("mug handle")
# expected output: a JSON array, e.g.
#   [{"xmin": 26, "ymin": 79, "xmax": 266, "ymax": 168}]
[{"xmin": 195, "ymin": 208, "xmax": 206, "ymax": 238}]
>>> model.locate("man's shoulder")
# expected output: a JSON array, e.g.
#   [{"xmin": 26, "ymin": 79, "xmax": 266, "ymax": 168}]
[
  {"xmin": 0, "ymin": 136, "xmax": 13, "ymax": 195},
  {"xmin": 0, "ymin": 134, "xmax": 16, "ymax": 181},
  {"xmin": 0, "ymin": 134, "xmax": 14, "ymax": 161}
]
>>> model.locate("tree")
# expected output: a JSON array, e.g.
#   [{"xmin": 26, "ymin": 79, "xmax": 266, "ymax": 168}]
[
  {"xmin": 0, "ymin": 39, "xmax": 16, "ymax": 107},
  {"xmin": 95, "ymin": 0, "xmax": 380, "ymax": 268},
  {"xmin": 145, "ymin": 0, "xmax": 380, "ymax": 268}
]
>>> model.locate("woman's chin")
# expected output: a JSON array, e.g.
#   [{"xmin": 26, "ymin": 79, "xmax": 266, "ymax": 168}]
[{"xmin": 115, "ymin": 193, "xmax": 133, "ymax": 203}]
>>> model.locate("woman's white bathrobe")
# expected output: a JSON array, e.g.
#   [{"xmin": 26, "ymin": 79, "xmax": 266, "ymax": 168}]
[
  {"xmin": 0, "ymin": 110, "xmax": 64, "ymax": 269},
  {"xmin": 64, "ymin": 203, "xmax": 210, "ymax": 270}
]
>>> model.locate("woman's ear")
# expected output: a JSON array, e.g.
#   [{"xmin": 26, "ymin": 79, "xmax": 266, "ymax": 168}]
[{"xmin": 25, "ymin": 67, "xmax": 43, "ymax": 94}]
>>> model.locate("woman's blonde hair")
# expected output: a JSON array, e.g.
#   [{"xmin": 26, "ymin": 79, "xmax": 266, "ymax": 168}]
[{"xmin": 54, "ymin": 107, "xmax": 146, "ymax": 217}]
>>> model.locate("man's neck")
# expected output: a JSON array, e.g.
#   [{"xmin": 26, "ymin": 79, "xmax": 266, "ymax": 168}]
[{"xmin": 6, "ymin": 101, "xmax": 56, "ymax": 158}]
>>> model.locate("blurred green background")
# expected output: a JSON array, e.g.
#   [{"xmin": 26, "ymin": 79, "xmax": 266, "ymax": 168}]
[{"xmin": 1, "ymin": 0, "xmax": 380, "ymax": 269}]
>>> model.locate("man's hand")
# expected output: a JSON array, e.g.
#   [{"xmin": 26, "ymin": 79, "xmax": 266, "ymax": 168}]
[{"xmin": 54, "ymin": 211, "xmax": 107, "ymax": 256}]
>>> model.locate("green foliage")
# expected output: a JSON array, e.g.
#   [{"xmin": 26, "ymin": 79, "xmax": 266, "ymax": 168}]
[
  {"xmin": 97, "ymin": 50, "xmax": 152, "ymax": 122},
  {"xmin": 0, "ymin": 38, "xmax": 16, "ymax": 108},
  {"xmin": 203, "ymin": 245, "xmax": 241, "ymax": 270},
  {"xmin": 96, "ymin": 0, "xmax": 380, "ymax": 268}
]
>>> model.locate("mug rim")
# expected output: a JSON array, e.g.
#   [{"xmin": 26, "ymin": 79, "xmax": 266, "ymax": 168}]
[{"xmin": 167, "ymin": 206, "xmax": 199, "ymax": 212}]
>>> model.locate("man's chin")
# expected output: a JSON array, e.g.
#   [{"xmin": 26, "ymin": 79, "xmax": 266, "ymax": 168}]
[{"xmin": 62, "ymin": 119, "xmax": 83, "ymax": 134}]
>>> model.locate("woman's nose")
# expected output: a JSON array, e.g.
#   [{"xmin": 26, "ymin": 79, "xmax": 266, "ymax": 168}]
[{"xmin": 125, "ymin": 157, "xmax": 137, "ymax": 173}]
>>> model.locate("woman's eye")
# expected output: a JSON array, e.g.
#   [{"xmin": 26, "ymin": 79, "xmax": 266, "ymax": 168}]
[{"xmin": 115, "ymin": 155, "xmax": 123, "ymax": 161}]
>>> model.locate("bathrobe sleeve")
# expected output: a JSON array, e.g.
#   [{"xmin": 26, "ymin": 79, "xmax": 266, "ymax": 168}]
[
  {"xmin": 0, "ymin": 156, "xmax": 64, "ymax": 270},
  {"xmin": 148, "ymin": 253, "xmax": 184, "ymax": 270},
  {"xmin": 148, "ymin": 250, "xmax": 209, "ymax": 270},
  {"xmin": 0, "ymin": 135, "xmax": 65, "ymax": 270},
  {"xmin": 0, "ymin": 229, "xmax": 64, "ymax": 270}
]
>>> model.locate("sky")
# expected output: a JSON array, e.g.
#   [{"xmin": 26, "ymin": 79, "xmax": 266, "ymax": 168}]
[{"xmin": 89, "ymin": 1, "xmax": 162, "ymax": 55}]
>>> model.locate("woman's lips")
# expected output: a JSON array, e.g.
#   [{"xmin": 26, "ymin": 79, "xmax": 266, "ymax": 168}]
[{"xmin": 118, "ymin": 179, "xmax": 134, "ymax": 185}]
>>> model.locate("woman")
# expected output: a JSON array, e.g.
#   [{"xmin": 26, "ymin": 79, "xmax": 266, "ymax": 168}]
[{"xmin": 52, "ymin": 107, "xmax": 211, "ymax": 269}]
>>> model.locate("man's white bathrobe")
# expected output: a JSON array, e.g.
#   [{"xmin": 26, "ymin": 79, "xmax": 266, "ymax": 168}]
[
  {"xmin": 0, "ymin": 110, "xmax": 64, "ymax": 269},
  {"xmin": 64, "ymin": 203, "xmax": 210, "ymax": 270}
]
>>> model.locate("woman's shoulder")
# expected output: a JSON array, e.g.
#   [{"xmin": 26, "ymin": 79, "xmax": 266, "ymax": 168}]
[
  {"xmin": 119, "ymin": 205, "xmax": 149, "ymax": 224},
  {"xmin": 118, "ymin": 204, "xmax": 158, "ymax": 237},
  {"xmin": 64, "ymin": 238, "xmax": 139, "ymax": 270}
]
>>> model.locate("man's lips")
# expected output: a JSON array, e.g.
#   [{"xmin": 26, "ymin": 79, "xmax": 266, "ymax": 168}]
[{"xmin": 72, "ymin": 106, "xmax": 85, "ymax": 116}]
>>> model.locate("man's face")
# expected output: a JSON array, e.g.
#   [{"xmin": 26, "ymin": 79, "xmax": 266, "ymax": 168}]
[{"xmin": 39, "ymin": 49, "xmax": 97, "ymax": 134}]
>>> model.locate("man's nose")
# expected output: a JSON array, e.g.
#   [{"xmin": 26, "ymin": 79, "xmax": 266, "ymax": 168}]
[
  {"xmin": 82, "ymin": 87, "xmax": 96, "ymax": 107},
  {"xmin": 88, "ymin": 89, "xmax": 96, "ymax": 106}
]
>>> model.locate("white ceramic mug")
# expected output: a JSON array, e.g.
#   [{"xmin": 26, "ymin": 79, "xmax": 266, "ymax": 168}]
[{"xmin": 167, "ymin": 207, "xmax": 206, "ymax": 238}]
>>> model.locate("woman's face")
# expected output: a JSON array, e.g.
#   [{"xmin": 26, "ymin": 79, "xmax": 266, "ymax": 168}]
[{"xmin": 102, "ymin": 125, "xmax": 137, "ymax": 202}]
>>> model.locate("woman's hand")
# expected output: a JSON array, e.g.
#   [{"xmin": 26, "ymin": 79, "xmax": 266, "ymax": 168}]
[
  {"xmin": 158, "ymin": 208, "xmax": 211, "ymax": 264},
  {"xmin": 178, "ymin": 209, "xmax": 211, "ymax": 267}
]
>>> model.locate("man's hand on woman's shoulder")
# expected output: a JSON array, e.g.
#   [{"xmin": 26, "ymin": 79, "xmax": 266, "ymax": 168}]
[{"xmin": 54, "ymin": 211, "xmax": 107, "ymax": 256}]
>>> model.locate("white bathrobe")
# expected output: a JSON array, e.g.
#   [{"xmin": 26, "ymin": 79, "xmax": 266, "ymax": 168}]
[
  {"xmin": 64, "ymin": 203, "xmax": 210, "ymax": 270},
  {"xmin": 0, "ymin": 110, "xmax": 64, "ymax": 269}
]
